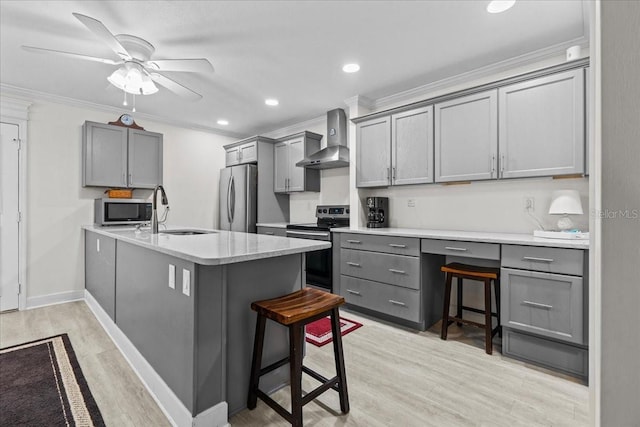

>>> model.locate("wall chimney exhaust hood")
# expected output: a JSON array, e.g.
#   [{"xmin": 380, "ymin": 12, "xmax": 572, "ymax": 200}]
[{"xmin": 296, "ymin": 108, "xmax": 349, "ymax": 169}]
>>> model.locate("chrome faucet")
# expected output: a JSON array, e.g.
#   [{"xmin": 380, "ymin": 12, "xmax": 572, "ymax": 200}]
[{"xmin": 151, "ymin": 185, "xmax": 169, "ymax": 234}]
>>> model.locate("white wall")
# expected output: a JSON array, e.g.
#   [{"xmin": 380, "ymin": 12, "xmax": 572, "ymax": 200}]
[{"xmin": 23, "ymin": 99, "xmax": 233, "ymax": 302}]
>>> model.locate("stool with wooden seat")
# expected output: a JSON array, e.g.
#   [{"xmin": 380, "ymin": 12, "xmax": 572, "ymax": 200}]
[
  {"xmin": 247, "ymin": 287, "xmax": 349, "ymax": 427},
  {"xmin": 440, "ymin": 262, "xmax": 501, "ymax": 354}
]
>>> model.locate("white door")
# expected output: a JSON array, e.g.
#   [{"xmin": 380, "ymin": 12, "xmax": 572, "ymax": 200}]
[{"xmin": 0, "ymin": 122, "xmax": 20, "ymax": 311}]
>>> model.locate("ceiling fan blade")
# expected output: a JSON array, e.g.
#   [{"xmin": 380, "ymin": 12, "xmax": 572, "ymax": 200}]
[
  {"xmin": 72, "ymin": 12, "xmax": 131, "ymax": 60},
  {"xmin": 22, "ymin": 45, "xmax": 122, "ymax": 65},
  {"xmin": 146, "ymin": 59, "xmax": 214, "ymax": 73},
  {"xmin": 148, "ymin": 71, "xmax": 202, "ymax": 100}
]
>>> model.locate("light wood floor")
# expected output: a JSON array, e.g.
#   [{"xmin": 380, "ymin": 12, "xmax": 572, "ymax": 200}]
[{"xmin": 0, "ymin": 301, "xmax": 589, "ymax": 426}]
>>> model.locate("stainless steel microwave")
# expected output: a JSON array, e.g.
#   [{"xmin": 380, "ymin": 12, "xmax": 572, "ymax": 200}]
[{"xmin": 94, "ymin": 198, "xmax": 152, "ymax": 226}]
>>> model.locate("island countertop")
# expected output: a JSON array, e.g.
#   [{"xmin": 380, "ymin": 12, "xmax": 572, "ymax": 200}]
[{"xmin": 83, "ymin": 225, "xmax": 330, "ymax": 265}]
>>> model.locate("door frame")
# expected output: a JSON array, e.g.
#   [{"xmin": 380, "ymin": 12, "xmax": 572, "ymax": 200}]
[{"xmin": 1, "ymin": 98, "xmax": 30, "ymax": 311}]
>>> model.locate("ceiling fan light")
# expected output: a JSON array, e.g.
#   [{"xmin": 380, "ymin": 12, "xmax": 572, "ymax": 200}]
[
  {"xmin": 107, "ymin": 67, "xmax": 127, "ymax": 90},
  {"xmin": 140, "ymin": 77, "xmax": 159, "ymax": 95}
]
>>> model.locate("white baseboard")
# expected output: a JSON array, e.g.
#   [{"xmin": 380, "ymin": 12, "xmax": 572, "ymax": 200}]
[
  {"xmin": 26, "ymin": 290, "xmax": 85, "ymax": 309},
  {"xmin": 84, "ymin": 291, "xmax": 229, "ymax": 427}
]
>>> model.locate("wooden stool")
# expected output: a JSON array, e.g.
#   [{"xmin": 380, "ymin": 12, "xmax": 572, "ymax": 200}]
[
  {"xmin": 247, "ymin": 288, "xmax": 349, "ymax": 427},
  {"xmin": 440, "ymin": 262, "xmax": 501, "ymax": 354}
]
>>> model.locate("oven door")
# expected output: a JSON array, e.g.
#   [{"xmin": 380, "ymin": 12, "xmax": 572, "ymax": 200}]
[{"xmin": 285, "ymin": 229, "xmax": 332, "ymax": 291}]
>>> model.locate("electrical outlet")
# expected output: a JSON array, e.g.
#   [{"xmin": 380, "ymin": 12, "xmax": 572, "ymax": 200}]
[
  {"xmin": 168, "ymin": 264, "xmax": 175, "ymax": 289},
  {"xmin": 524, "ymin": 197, "xmax": 535, "ymax": 212},
  {"xmin": 407, "ymin": 199, "xmax": 416, "ymax": 208},
  {"xmin": 182, "ymin": 269, "xmax": 191, "ymax": 296},
  {"xmin": 96, "ymin": 238, "xmax": 100, "ymax": 252}
]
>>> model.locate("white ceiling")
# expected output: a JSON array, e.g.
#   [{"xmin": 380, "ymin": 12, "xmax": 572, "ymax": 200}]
[{"xmin": 0, "ymin": 1, "xmax": 588, "ymax": 137}]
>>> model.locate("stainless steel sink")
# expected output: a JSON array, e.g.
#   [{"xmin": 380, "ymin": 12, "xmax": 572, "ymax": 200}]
[{"xmin": 160, "ymin": 229, "xmax": 217, "ymax": 236}]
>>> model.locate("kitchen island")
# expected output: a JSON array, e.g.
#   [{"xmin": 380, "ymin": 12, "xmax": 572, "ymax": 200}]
[{"xmin": 83, "ymin": 225, "xmax": 330, "ymax": 427}]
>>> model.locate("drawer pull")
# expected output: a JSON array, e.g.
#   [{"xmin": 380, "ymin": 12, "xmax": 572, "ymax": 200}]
[
  {"xmin": 444, "ymin": 246, "xmax": 468, "ymax": 252},
  {"xmin": 346, "ymin": 239, "xmax": 362, "ymax": 244},
  {"xmin": 388, "ymin": 268, "xmax": 406, "ymax": 274},
  {"xmin": 346, "ymin": 262, "xmax": 361, "ymax": 267},
  {"xmin": 523, "ymin": 300, "xmax": 553, "ymax": 309},
  {"xmin": 389, "ymin": 243, "xmax": 407, "ymax": 248},
  {"xmin": 522, "ymin": 256, "xmax": 555, "ymax": 263},
  {"xmin": 264, "ymin": 231, "xmax": 274, "ymax": 235},
  {"xmin": 388, "ymin": 299, "xmax": 406, "ymax": 307},
  {"xmin": 346, "ymin": 289, "xmax": 361, "ymax": 296}
]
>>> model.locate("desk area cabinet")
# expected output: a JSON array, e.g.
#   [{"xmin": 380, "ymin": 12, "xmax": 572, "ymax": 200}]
[{"xmin": 333, "ymin": 228, "xmax": 589, "ymax": 381}]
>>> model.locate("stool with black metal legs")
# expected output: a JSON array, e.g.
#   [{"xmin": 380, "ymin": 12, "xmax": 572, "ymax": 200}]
[
  {"xmin": 247, "ymin": 287, "xmax": 349, "ymax": 427},
  {"xmin": 440, "ymin": 262, "xmax": 501, "ymax": 354}
]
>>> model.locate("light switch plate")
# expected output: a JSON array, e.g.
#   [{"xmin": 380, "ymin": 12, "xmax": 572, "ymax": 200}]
[
  {"xmin": 168, "ymin": 264, "xmax": 175, "ymax": 289},
  {"xmin": 96, "ymin": 238, "xmax": 100, "ymax": 252},
  {"xmin": 182, "ymin": 269, "xmax": 191, "ymax": 296}
]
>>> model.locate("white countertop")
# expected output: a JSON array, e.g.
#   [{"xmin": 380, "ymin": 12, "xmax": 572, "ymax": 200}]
[
  {"xmin": 256, "ymin": 222, "xmax": 294, "ymax": 229},
  {"xmin": 83, "ymin": 225, "xmax": 330, "ymax": 265},
  {"xmin": 332, "ymin": 227, "xmax": 590, "ymax": 249}
]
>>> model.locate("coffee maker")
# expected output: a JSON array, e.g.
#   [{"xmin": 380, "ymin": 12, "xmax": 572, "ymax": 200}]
[{"xmin": 365, "ymin": 197, "xmax": 388, "ymax": 228}]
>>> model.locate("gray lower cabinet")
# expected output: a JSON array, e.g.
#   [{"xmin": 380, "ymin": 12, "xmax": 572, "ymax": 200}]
[
  {"xmin": 257, "ymin": 226, "xmax": 287, "ymax": 237},
  {"xmin": 337, "ymin": 233, "xmax": 442, "ymax": 329},
  {"xmin": 274, "ymin": 131, "xmax": 321, "ymax": 193},
  {"xmin": 501, "ymin": 244, "xmax": 588, "ymax": 381},
  {"xmin": 84, "ymin": 231, "xmax": 116, "ymax": 320},
  {"xmin": 498, "ymin": 68, "xmax": 585, "ymax": 178},
  {"xmin": 83, "ymin": 121, "xmax": 163, "ymax": 188},
  {"xmin": 356, "ymin": 106, "xmax": 434, "ymax": 187},
  {"xmin": 435, "ymin": 89, "xmax": 498, "ymax": 182}
]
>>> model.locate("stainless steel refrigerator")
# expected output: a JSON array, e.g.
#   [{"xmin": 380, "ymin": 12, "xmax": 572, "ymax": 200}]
[{"xmin": 219, "ymin": 164, "xmax": 257, "ymax": 232}]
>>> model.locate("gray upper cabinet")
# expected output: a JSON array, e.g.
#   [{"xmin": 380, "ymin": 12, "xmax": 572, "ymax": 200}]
[
  {"xmin": 357, "ymin": 106, "xmax": 433, "ymax": 188},
  {"xmin": 273, "ymin": 131, "xmax": 321, "ymax": 193},
  {"xmin": 498, "ymin": 69, "xmax": 585, "ymax": 178},
  {"xmin": 435, "ymin": 90, "xmax": 498, "ymax": 182},
  {"xmin": 392, "ymin": 106, "xmax": 434, "ymax": 185},
  {"xmin": 225, "ymin": 139, "xmax": 258, "ymax": 166},
  {"xmin": 356, "ymin": 116, "xmax": 391, "ymax": 187},
  {"xmin": 83, "ymin": 121, "xmax": 163, "ymax": 188}
]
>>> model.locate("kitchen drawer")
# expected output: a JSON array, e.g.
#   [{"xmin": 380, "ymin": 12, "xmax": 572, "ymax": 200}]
[
  {"xmin": 503, "ymin": 328, "xmax": 588, "ymax": 380},
  {"xmin": 502, "ymin": 245, "xmax": 584, "ymax": 276},
  {"xmin": 340, "ymin": 275, "xmax": 421, "ymax": 323},
  {"xmin": 340, "ymin": 249, "xmax": 420, "ymax": 290},
  {"xmin": 257, "ymin": 226, "xmax": 287, "ymax": 237},
  {"xmin": 501, "ymin": 268, "xmax": 584, "ymax": 345},
  {"xmin": 420, "ymin": 239, "xmax": 500, "ymax": 260},
  {"xmin": 340, "ymin": 233, "xmax": 419, "ymax": 256}
]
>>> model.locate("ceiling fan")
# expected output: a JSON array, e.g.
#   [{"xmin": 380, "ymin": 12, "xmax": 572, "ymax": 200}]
[{"xmin": 22, "ymin": 13, "xmax": 213, "ymax": 100}]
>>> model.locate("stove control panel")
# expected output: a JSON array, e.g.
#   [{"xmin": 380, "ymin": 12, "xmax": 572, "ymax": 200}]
[{"xmin": 316, "ymin": 205, "xmax": 350, "ymax": 220}]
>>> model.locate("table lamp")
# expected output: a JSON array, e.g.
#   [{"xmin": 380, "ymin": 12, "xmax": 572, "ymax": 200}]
[{"xmin": 533, "ymin": 190, "xmax": 589, "ymax": 240}]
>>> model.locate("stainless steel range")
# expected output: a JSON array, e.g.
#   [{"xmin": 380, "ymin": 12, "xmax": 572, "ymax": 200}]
[{"xmin": 286, "ymin": 205, "xmax": 350, "ymax": 291}]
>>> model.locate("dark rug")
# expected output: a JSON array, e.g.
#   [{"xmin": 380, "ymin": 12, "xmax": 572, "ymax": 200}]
[
  {"xmin": 0, "ymin": 333, "xmax": 105, "ymax": 426},
  {"xmin": 305, "ymin": 316, "xmax": 363, "ymax": 347}
]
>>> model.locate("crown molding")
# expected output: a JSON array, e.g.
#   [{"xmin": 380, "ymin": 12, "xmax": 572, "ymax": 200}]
[
  {"xmin": 373, "ymin": 38, "xmax": 590, "ymax": 110},
  {"xmin": 0, "ymin": 95, "xmax": 32, "ymax": 120},
  {"xmin": 262, "ymin": 114, "xmax": 326, "ymax": 139},
  {"xmin": 343, "ymin": 95, "xmax": 374, "ymax": 110},
  {"xmin": 0, "ymin": 84, "xmax": 248, "ymax": 139}
]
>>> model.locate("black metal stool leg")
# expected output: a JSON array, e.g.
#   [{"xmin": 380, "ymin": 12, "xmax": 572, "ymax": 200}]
[
  {"xmin": 484, "ymin": 278, "xmax": 493, "ymax": 355},
  {"xmin": 289, "ymin": 323, "xmax": 304, "ymax": 427},
  {"xmin": 456, "ymin": 277, "xmax": 464, "ymax": 326},
  {"xmin": 330, "ymin": 308, "xmax": 350, "ymax": 413},
  {"xmin": 247, "ymin": 315, "xmax": 266, "ymax": 409},
  {"xmin": 441, "ymin": 272, "xmax": 453, "ymax": 340}
]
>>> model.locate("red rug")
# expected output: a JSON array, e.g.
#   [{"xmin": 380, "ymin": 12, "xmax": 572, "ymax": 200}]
[{"xmin": 305, "ymin": 316, "xmax": 363, "ymax": 347}]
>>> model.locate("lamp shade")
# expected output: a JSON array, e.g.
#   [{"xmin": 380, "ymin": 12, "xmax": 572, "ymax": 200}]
[
  {"xmin": 548, "ymin": 190, "xmax": 583, "ymax": 215},
  {"xmin": 107, "ymin": 64, "xmax": 158, "ymax": 95}
]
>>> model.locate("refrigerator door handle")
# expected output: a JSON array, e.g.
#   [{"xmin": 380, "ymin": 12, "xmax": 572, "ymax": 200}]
[
  {"xmin": 229, "ymin": 175, "xmax": 236, "ymax": 222},
  {"xmin": 226, "ymin": 176, "xmax": 233, "ymax": 224}
]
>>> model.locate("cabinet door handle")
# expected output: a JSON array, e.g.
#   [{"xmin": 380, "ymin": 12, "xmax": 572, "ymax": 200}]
[
  {"xmin": 444, "ymin": 246, "xmax": 468, "ymax": 252},
  {"xmin": 386, "ymin": 167, "xmax": 390, "ymax": 181},
  {"xmin": 346, "ymin": 262, "xmax": 361, "ymax": 267},
  {"xmin": 239, "ymin": 151, "xmax": 242, "ymax": 162},
  {"xmin": 389, "ymin": 243, "xmax": 406, "ymax": 248},
  {"xmin": 500, "ymin": 155, "xmax": 505, "ymax": 178},
  {"xmin": 491, "ymin": 155, "xmax": 496, "ymax": 178},
  {"xmin": 522, "ymin": 256, "xmax": 554, "ymax": 263},
  {"xmin": 346, "ymin": 289, "xmax": 361, "ymax": 296},
  {"xmin": 389, "ymin": 299, "xmax": 406, "ymax": 307},
  {"xmin": 392, "ymin": 167, "xmax": 396, "ymax": 180},
  {"xmin": 128, "ymin": 173, "xmax": 132, "ymax": 186},
  {"xmin": 388, "ymin": 268, "xmax": 406, "ymax": 274},
  {"xmin": 347, "ymin": 239, "xmax": 362, "ymax": 244},
  {"xmin": 122, "ymin": 173, "xmax": 126, "ymax": 186},
  {"xmin": 264, "ymin": 231, "xmax": 274, "ymax": 235},
  {"xmin": 523, "ymin": 300, "xmax": 553, "ymax": 309}
]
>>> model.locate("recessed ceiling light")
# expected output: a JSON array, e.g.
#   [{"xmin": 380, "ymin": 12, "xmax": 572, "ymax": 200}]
[
  {"xmin": 487, "ymin": 0, "xmax": 515, "ymax": 13},
  {"xmin": 217, "ymin": 119, "xmax": 229, "ymax": 126},
  {"xmin": 342, "ymin": 63, "xmax": 360, "ymax": 73},
  {"xmin": 265, "ymin": 98, "xmax": 279, "ymax": 106}
]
